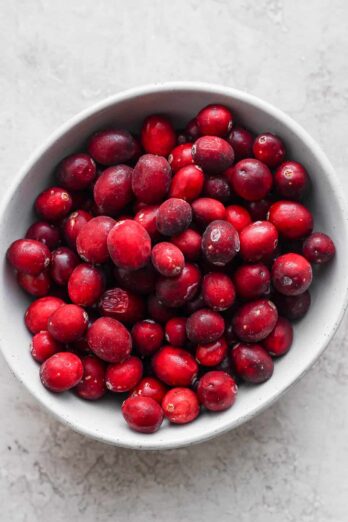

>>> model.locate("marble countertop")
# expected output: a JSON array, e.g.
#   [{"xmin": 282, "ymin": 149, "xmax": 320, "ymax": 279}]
[{"xmin": 1, "ymin": 1, "xmax": 348, "ymax": 520}]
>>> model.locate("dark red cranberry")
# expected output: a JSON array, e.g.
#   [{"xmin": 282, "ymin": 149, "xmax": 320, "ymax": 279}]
[
  {"xmin": 152, "ymin": 346, "xmax": 198, "ymax": 386},
  {"xmin": 56, "ymin": 153, "xmax": 96, "ymax": 191},
  {"xmin": 231, "ymin": 343, "xmax": 274, "ymax": 383},
  {"xmin": 131, "ymin": 377, "xmax": 167, "ymax": 404},
  {"xmin": 147, "ymin": 294, "xmax": 176, "ymax": 323},
  {"xmin": 196, "ymin": 337, "xmax": 228, "ymax": 366},
  {"xmin": 152, "ymin": 242, "xmax": 185, "ymax": 277},
  {"xmin": 274, "ymin": 161, "xmax": 309, "ymax": 200},
  {"xmin": 303, "ymin": 232, "xmax": 335, "ymax": 264},
  {"xmin": 197, "ymin": 371, "xmax": 237, "ymax": 411},
  {"xmin": 171, "ymin": 228, "xmax": 202, "ymax": 261},
  {"xmin": 141, "ymin": 115, "xmax": 176, "ymax": 156},
  {"xmin": 75, "ymin": 355, "xmax": 106, "ymax": 400},
  {"xmin": 99, "ymin": 287, "xmax": 145, "ymax": 324},
  {"xmin": 227, "ymin": 159, "xmax": 272, "ymax": 201},
  {"xmin": 184, "ymin": 293, "xmax": 205, "ymax": 314},
  {"xmin": 107, "ymin": 219, "xmax": 151, "ymax": 270},
  {"xmin": 106, "ymin": 356, "xmax": 143, "ymax": 392},
  {"xmin": 227, "ymin": 126, "xmax": 254, "ymax": 160},
  {"xmin": 185, "ymin": 118, "xmax": 201, "ymax": 141},
  {"xmin": 273, "ymin": 291, "xmax": 311, "ymax": 321},
  {"xmin": 93, "ymin": 165, "xmax": 133, "ymax": 216},
  {"xmin": 87, "ymin": 317, "xmax": 132, "ymax": 363},
  {"xmin": 192, "ymin": 136, "xmax": 234, "ymax": 174},
  {"xmin": 47, "ymin": 304, "xmax": 88, "ymax": 343},
  {"xmin": 26, "ymin": 221, "xmax": 61, "ymax": 250},
  {"xmin": 202, "ymin": 220, "xmax": 240, "ymax": 266},
  {"xmin": 76, "ymin": 216, "xmax": 115, "ymax": 264},
  {"xmin": 132, "ymin": 154, "xmax": 171, "ymax": 204},
  {"xmin": 203, "ymin": 175, "xmax": 231, "ymax": 203},
  {"xmin": 17, "ymin": 271, "xmax": 51, "ymax": 297},
  {"xmin": 25, "ymin": 296, "xmax": 65, "ymax": 334},
  {"xmin": 50, "ymin": 247, "xmax": 79, "ymax": 285},
  {"xmin": 202, "ymin": 272, "xmax": 236, "ymax": 311},
  {"xmin": 156, "ymin": 263, "xmax": 201, "ymax": 307},
  {"xmin": 62, "ymin": 210, "xmax": 92, "ymax": 249},
  {"xmin": 168, "ymin": 143, "xmax": 194, "ymax": 172},
  {"xmin": 40, "ymin": 352, "xmax": 83, "ymax": 392},
  {"xmin": 70, "ymin": 191, "xmax": 94, "ymax": 212},
  {"xmin": 253, "ymin": 133, "xmax": 286, "ymax": 167},
  {"xmin": 68, "ymin": 263, "xmax": 104, "ymax": 306},
  {"xmin": 114, "ymin": 264, "xmax": 157, "ymax": 295},
  {"xmin": 162, "ymin": 387, "xmax": 200, "ymax": 424},
  {"xmin": 225, "ymin": 205, "xmax": 252, "ymax": 232},
  {"xmin": 268, "ymin": 201, "xmax": 313, "ymax": 239},
  {"xmin": 272, "ymin": 253, "xmax": 312, "ymax": 296},
  {"xmin": 239, "ymin": 221, "xmax": 278, "ymax": 262},
  {"xmin": 156, "ymin": 198, "xmax": 192, "ymax": 236},
  {"xmin": 196, "ymin": 104, "xmax": 233, "ymax": 137},
  {"xmin": 165, "ymin": 317, "xmax": 187, "ymax": 347},
  {"xmin": 169, "ymin": 165, "xmax": 204, "ymax": 201},
  {"xmin": 31, "ymin": 331, "xmax": 63, "ymax": 362},
  {"xmin": 132, "ymin": 320, "xmax": 164, "ymax": 357},
  {"xmin": 263, "ymin": 317, "xmax": 293, "ymax": 357},
  {"xmin": 233, "ymin": 299, "xmax": 278, "ymax": 342},
  {"xmin": 247, "ymin": 198, "xmax": 272, "ymax": 221},
  {"xmin": 88, "ymin": 129, "xmax": 137, "ymax": 165},
  {"xmin": 186, "ymin": 308, "xmax": 225, "ymax": 344},
  {"xmin": 122, "ymin": 396, "xmax": 164, "ymax": 433},
  {"xmin": 134, "ymin": 205, "xmax": 161, "ymax": 240},
  {"xmin": 234, "ymin": 263, "xmax": 271, "ymax": 300},
  {"xmin": 7, "ymin": 239, "xmax": 51, "ymax": 275},
  {"xmin": 191, "ymin": 197, "xmax": 226, "ymax": 226},
  {"xmin": 35, "ymin": 187, "xmax": 73, "ymax": 222}
]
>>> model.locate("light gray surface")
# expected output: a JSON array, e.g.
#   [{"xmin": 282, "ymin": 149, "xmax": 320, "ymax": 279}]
[{"xmin": 1, "ymin": 0, "xmax": 348, "ymax": 520}]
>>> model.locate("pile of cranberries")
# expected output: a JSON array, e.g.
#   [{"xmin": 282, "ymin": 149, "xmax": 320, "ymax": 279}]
[{"xmin": 7, "ymin": 104, "xmax": 336, "ymax": 434}]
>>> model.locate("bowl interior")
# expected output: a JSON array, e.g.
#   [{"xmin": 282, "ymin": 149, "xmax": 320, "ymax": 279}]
[{"xmin": 1, "ymin": 84, "xmax": 347, "ymax": 450}]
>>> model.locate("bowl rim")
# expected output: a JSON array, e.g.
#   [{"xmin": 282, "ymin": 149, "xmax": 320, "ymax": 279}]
[{"xmin": 1, "ymin": 81, "xmax": 348, "ymax": 450}]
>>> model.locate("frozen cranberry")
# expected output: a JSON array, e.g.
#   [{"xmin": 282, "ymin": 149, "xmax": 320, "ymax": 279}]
[
  {"xmin": 233, "ymin": 299, "xmax": 278, "ymax": 342},
  {"xmin": 202, "ymin": 273, "xmax": 235, "ymax": 311},
  {"xmin": 263, "ymin": 317, "xmax": 293, "ymax": 357},
  {"xmin": 107, "ymin": 219, "xmax": 151, "ymax": 270},
  {"xmin": 247, "ymin": 198, "xmax": 272, "ymax": 221},
  {"xmin": 68, "ymin": 263, "xmax": 104, "ymax": 306},
  {"xmin": 17, "ymin": 271, "xmax": 51, "ymax": 297},
  {"xmin": 185, "ymin": 118, "xmax": 201, "ymax": 141},
  {"xmin": 31, "ymin": 331, "xmax": 63, "ymax": 363},
  {"xmin": 225, "ymin": 205, "xmax": 252, "ymax": 232},
  {"xmin": 35, "ymin": 187, "xmax": 72, "ymax": 222},
  {"xmin": 303, "ymin": 232, "xmax": 335, "ymax": 264},
  {"xmin": 106, "ymin": 356, "xmax": 143, "ymax": 392},
  {"xmin": 147, "ymin": 294, "xmax": 176, "ymax": 323},
  {"xmin": 231, "ymin": 343, "xmax": 274, "ymax": 383},
  {"xmin": 122, "ymin": 396, "xmax": 164, "ymax": 433},
  {"xmin": 171, "ymin": 228, "xmax": 202, "ymax": 261},
  {"xmin": 48, "ymin": 304, "xmax": 88, "ymax": 343},
  {"xmin": 156, "ymin": 262, "xmax": 201, "ymax": 307},
  {"xmin": 203, "ymin": 175, "xmax": 231, "ymax": 203},
  {"xmin": 268, "ymin": 201, "xmax": 313, "ymax": 239},
  {"xmin": 192, "ymin": 136, "xmax": 234, "ymax": 174},
  {"xmin": 228, "ymin": 159, "xmax": 272, "ymax": 201},
  {"xmin": 274, "ymin": 161, "xmax": 309, "ymax": 200},
  {"xmin": 141, "ymin": 115, "xmax": 176, "ymax": 156},
  {"xmin": 114, "ymin": 264, "xmax": 157, "ymax": 295},
  {"xmin": 234, "ymin": 263, "xmax": 271, "ymax": 300},
  {"xmin": 88, "ymin": 128, "xmax": 137, "ymax": 165},
  {"xmin": 196, "ymin": 104, "xmax": 233, "ymax": 137},
  {"xmin": 62, "ymin": 210, "xmax": 92, "ymax": 249},
  {"xmin": 76, "ymin": 216, "xmax": 115, "ymax": 264},
  {"xmin": 7, "ymin": 239, "xmax": 51, "ymax": 275},
  {"xmin": 93, "ymin": 165, "xmax": 133, "ymax": 216},
  {"xmin": 186, "ymin": 308, "xmax": 225, "ymax": 344},
  {"xmin": 156, "ymin": 198, "xmax": 192, "ymax": 236},
  {"xmin": 169, "ymin": 165, "xmax": 204, "ymax": 201},
  {"xmin": 87, "ymin": 317, "xmax": 131, "ymax": 363},
  {"xmin": 152, "ymin": 242, "xmax": 185, "ymax": 277},
  {"xmin": 227, "ymin": 126, "xmax": 254, "ymax": 160},
  {"xmin": 201, "ymin": 220, "xmax": 240, "ymax": 266},
  {"xmin": 253, "ymin": 133, "xmax": 286, "ymax": 167},
  {"xmin": 197, "ymin": 371, "xmax": 237, "ymax": 411},
  {"xmin": 162, "ymin": 387, "xmax": 199, "ymax": 424},
  {"xmin": 134, "ymin": 205, "xmax": 160, "ymax": 240},
  {"xmin": 165, "ymin": 317, "xmax": 187, "ymax": 347},
  {"xmin": 239, "ymin": 221, "xmax": 278, "ymax": 262},
  {"xmin": 56, "ymin": 153, "xmax": 96, "ymax": 191},
  {"xmin": 40, "ymin": 352, "xmax": 83, "ymax": 392},
  {"xmin": 272, "ymin": 253, "xmax": 312, "ymax": 296},
  {"xmin": 99, "ymin": 287, "xmax": 145, "ymax": 324},
  {"xmin": 132, "ymin": 154, "xmax": 171, "ymax": 204},
  {"xmin": 273, "ymin": 291, "xmax": 311, "ymax": 321},
  {"xmin": 168, "ymin": 143, "xmax": 194, "ymax": 172},
  {"xmin": 152, "ymin": 346, "xmax": 198, "ymax": 386},
  {"xmin": 132, "ymin": 320, "xmax": 164, "ymax": 357},
  {"xmin": 50, "ymin": 247, "xmax": 79, "ymax": 285},
  {"xmin": 196, "ymin": 337, "xmax": 228, "ymax": 366},
  {"xmin": 25, "ymin": 296, "xmax": 65, "ymax": 334},
  {"xmin": 26, "ymin": 221, "xmax": 61, "ymax": 250},
  {"xmin": 74, "ymin": 355, "xmax": 106, "ymax": 400},
  {"xmin": 191, "ymin": 197, "xmax": 226, "ymax": 226},
  {"xmin": 131, "ymin": 377, "xmax": 167, "ymax": 404}
]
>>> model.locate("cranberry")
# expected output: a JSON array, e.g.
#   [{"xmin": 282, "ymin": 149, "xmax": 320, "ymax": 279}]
[
  {"xmin": 196, "ymin": 104, "xmax": 233, "ymax": 137},
  {"xmin": 156, "ymin": 198, "xmax": 192, "ymax": 236},
  {"xmin": 201, "ymin": 220, "xmax": 240, "ymax": 266},
  {"xmin": 171, "ymin": 228, "xmax": 202, "ymax": 261},
  {"xmin": 165, "ymin": 317, "xmax": 187, "ymax": 347},
  {"xmin": 26, "ymin": 221, "xmax": 61, "ymax": 250},
  {"xmin": 132, "ymin": 320, "xmax": 164, "ymax": 357},
  {"xmin": 35, "ymin": 187, "xmax": 72, "ymax": 222},
  {"xmin": 141, "ymin": 115, "xmax": 176, "ymax": 156},
  {"xmin": 122, "ymin": 396, "xmax": 164, "ymax": 433},
  {"xmin": 107, "ymin": 219, "xmax": 151, "ymax": 270},
  {"xmin": 88, "ymin": 129, "xmax": 137, "ymax": 165},
  {"xmin": 50, "ymin": 247, "xmax": 79, "ymax": 285},
  {"xmin": 47, "ymin": 304, "xmax": 88, "ymax": 343},
  {"xmin": 87, "ymin": 317, "xmax": 132, "ymax": 363},
  {"xmin": 202, "ymin": 272, "xmax": 236, "ymax": 311},
  {"xmin": 40, "ymin": 352, "xmax": 83, "ymax": 392},
  {"xmin": 263, "ymin": 317, "xmax": 293, "ymax": 357},
  {"xmin": 192, "ymin": 136, "xmax": 234, "ymax": 174},
  {"xmin": 17, "ymin": 271, "xmax": 51, "ymax": 297},
  {"xmin": 131, "ymin": 377, "xmax": 167, "ymax": 404},
  {"xmin": 253, "ymin": 133, "xmax": 286, "ymax": 167},
  {"xmin": 186, "ymin": 308, "xmax": 225, "ymax": 344},
  {"xmin": 168, "ymin": 143, "xmax": 194, "ymax": 172},
  {"xmin": 185, "ymin": 118, "xmax": 201, "ymax": 141},
  {"xmin": 231, "ymin": 343, "xmax": 274, "ymax": 383},
  {"xmin": 147, "ymin": 294, "xmax": 176, "ymax": 323},
  {"xmin": 68, "ymin": 263, "xmax": 104, "ymax": 306},
  {"xmin": 197, "ymin": 371, "xmax": 237, "ymax": 411},
  {"xmin": 184, "ymin": 293, "xmax": 205, "ymax": 314},
  {"xmin": 114, "ymin": 264, "xmax": 157, "ymax": 295},
  {"xmin": 169, "ymin": 165, "xmax": 204, "ymax": 201},
  {"xmin": 62, "ymin": 210, "xmax": 92, "ymax": 249},
  {"xmin": 152, "ymin": 242, "xmax": 184, "ymax": 277},
  {"xmin": 152, "ymin": 346, "xmax": 198, "ymax": 386},
  {"xmin": 225, "ymin": 205, "xmax": 252, "ymax": 232},
  {"xmin": 273, "ymin": 291, "xmax": 311, "ymax": 321},
  {"xmin": 247, "ymin": 198, "xmax": 272, "ymax": 221},
  {"xmin": 191, "ymin": 197, "xmax": 226, "ymax": 226},
  {"xmin": 303, "ymin": 232, "xmax": 335, "ymax": 264},
  {"xmin": 7, "ymin": 239, "xmax": 51, "ymax": 275},
  {"xmin": 234, "ymin": 263, "xmax": 271, "ymax": 300},
  {"xmin": 132, "ymin": 154, "xmax": 171, "ymax": 204},
  {"xmin": 227, "ymin": 126, "xmax": 254, "ymax": 160},
  {"xmin": 203, "ymin": 175, "xmax": 231, "ymax": 203},
  {"xmin": 239, "ymin": 221, "xmax": 278, "ymax": 262},
  {"xmin": 75, "ymin": 355, "xmax": 106, "ymax": 400},
  {"xmin": 134, "ymin": 205, "xmax": 160, "ymax": 240},
  {"xmin": 99, "ymin": 287, "xmax": 145, "ymax": 324},
  {"xmin": 228, "ymin": 159, "xmax": 272, "ymax": 201},
  {"xmin": 106, "ymin": 356, "xmax": 143, "ymax": 392},
  {"xmin": 76, "ymin": 216, "xmax": 115, "ymax": 264},
  {"xmin": 272, "ymin": 253, "xmax": 312, "ymax": 296},
  {"xmin": 156, "ymin": 262, "xmax": 201, "ymax": 307},
  {"xmin": 93, "ymin": 165, "xmax": 133, "ymax": 216},
  {"xmin": 31, "ymin": 331, "xmax": 63, "ymax": 363},
  {"xmin": 162, "ymin": 387, "xmax": 200, "ymax": 424},
  {"xmin": 25, "ymin": 296, "xmax": 65, "ymax": 334},
  {"xmin": 56, "ymin": 153, "xmax": 96, "ymax": 191},
  {"xmin": 196, "ymin": 337, "xmax": 228, "ymax": 366},
  {"xmin": 233, "ymin": 299, "xmax": 278, "ymax": 342},
  {"xmin": 268, "ymin": 201, "xmax": 313, "ymax": 239},
  {"xmin": 274, "ymin": 161, "xmax": 309, "ymax": 200}
]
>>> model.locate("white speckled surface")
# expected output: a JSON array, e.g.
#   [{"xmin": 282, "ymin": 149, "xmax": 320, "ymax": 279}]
[{"xmin": 1, "ymin": 0, "xmax": 348, "ymax": 520}]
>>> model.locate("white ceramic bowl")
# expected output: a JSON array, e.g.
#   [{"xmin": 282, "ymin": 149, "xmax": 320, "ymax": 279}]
[{"xmin": 1, "ymin": 82, "xmax": 348, "ymax": 450}]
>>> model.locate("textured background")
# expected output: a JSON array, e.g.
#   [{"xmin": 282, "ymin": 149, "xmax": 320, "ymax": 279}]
[{"xmin": 1, "ymin": 1, "xmax": 348, "ymax": 520}]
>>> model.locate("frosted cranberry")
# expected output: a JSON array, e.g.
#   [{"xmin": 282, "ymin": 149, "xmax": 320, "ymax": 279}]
[
  {"xmin": 196, "ymin": 104, "xmax": 233, "ymax": 137},
  {"xmin": 201, "ymin": 220, "xmax": 240, "ymax": 266},
  {"xmin": 253, "ymin": 133, "xmax": 286, "ymax": 167},
  {"xmin": 7, "ymin": 239, "xmax": 51, "ymax": 275},
  {"xmin": 239, "ymin": 221, "xmax": 278, "ymax": 262},
  {"xmin": 272, "ymin": 253, "xmax": 312, "ymax": 296},
  {"xmin": 62, "ymin": 210, "xmax": 92, "ymax": 249},
  {"xmin": 87, "ymin": 317, "xmax": 131, "ymax": 363},
  {"xmin": 272, "ymin": 291, "xmax": 311, "ymax": 321},
  {"xmin": 106, "ymin": 356, "xmax": 143, "ymax": 392},
  {"xmin": 228, "ymin": 159, "xmax": 272, "ymax": 201},
  {"xmin": 303, "ymin": 232, "xmax": 335, "ymax": 264},
  {"xmin": 26, "ymin": 221, "xmax": 60, "ymax": 250},
  {"xmin": 75, "ymin": 355, "xmax": 106, "ymax": 400},
  {"xmin": 31, "ymin": 331, "xmax": 63, "ymax": 363},
  {"xmin": 247, "ymin": 198, "xmax": 272, "ymax": 221},
  {"xmin": 186, "ymin": 308, "xmax": 225, "ymax": 344},
  {"xmin": 197, "ymin": 371, "xmax": 237, "ymax": 411},
  {"xmin": 231, "ymin": 343, "xmax": 274, "ymax": 383},
  {"xmin": 156, "ymin": 263, "xmax": 201, "ymax": 307},
  {"xmin": 233, "ymin": 299, "xmax": 278, "ymax": 342},
  {"xmin": 68, "ymin": 263, "xmax": 104, "ymax": 306},
  {"xmin": 134, "ymin": 205, "xmax": 160, "ymax": 240},
  {"xmin": 35, "ymin": 187, "xmax": 72, "ymax": 222},
  {"xmin": 25, "ymin": 296, "xmax": 65, "ymax": 334},
  {"xmin": 185, "ymin": 118, "xmax": 201, "ymax": 141},
  {"xmin": 192, "ymin": 136, "xmax": 234, "ymax": 174},
  {"xmin": 17, "ymin": 271, "xmax": 51, "ymax": 297},
  {"xmin": 76, "ymin": 216, "xmax": 115, "ymax": 264},
  {"xmin": 171, "ymin": 228, "xmax": 202, "ymax": 261},
  {"xmin": 122, "ymin": 396, "xmax": 164, "ymax": 433},
  {"xmin": 196, "ymin": 337, "xmax": 228, "ymax": 366},
  {"xmin": 50, "ymin": 247, "xmax": 79, "ymax": 285},
  {"xmin": 165, "ymin": 317, "xmax": 187, "ymax": 347},
  {"xmin": 132, "ymin": 154, "xmax": 171, "ymax": 204},
  {"xmin": 152, "ymin": 242, "xmax": 184, "ymax": 277},
  {"xmin": 107, "ymin": 219, "xmax": 151, "ymax": 270},
  {"xmin": 93, "ymin": 165, "xmax": 133, "ymax": 216},
  {"xmin": 225, "ymin": 205, "xmax": 252, "ymax": 232},
  {"xmin": 153, "ymin": 346, "xmax": 198, "ymax": 386},
  {"xmin": 56, "ymin": 153, "xmax": 96, "ymax": 191},
  {"xmin": 48, "ymin": 304, "xmax": 88, "ymax": 343},
  {"xmin": 234, "ymin": 263, "xmax": 270, "ymax": 300},
  {"xmin": 203, "ymin": 175, "xmax": 231, "ymax": 203},
  {"xmin": 227, "ymin": 126, "xmax": 254, "ymax": 160},
  {"xmin": 169, "ymin": 165, "xmax": 204, "ymax": 201},
  {"xmin": 268, "ymin": 201, "xmax": 313, "ymax": 239},
  {"xmin": 114, "ymin": 264, "xmax": 156, "ymax": 295},
  {"xmin": 131, "ymin": 377, "xmax": 167, "ymax": 404},
  {"xmin": 263, "ymin": 317, "xmax": 293, "ymax": 357},
  {"xmin": 40, "ymin": 352, "xmax": 83, "ymax": 392},
  {"xmin": 202, "ymin": 273, "xmax": 235, "ymax": 311},
  {"xmin": 141, "ymin": 115, "xmax": 176, "ymax": 156},
  {"xmin": 191, "ymin": 197, "xmax": 225, "ymax": 226},
  {"xmin": 147, "ymin": 294, "xmax": 176, "ymax": 323},
  {"xmin": 88, "ymin": 129, "xmax": 136, "ymax": 165},
  {"xmin": 156, "ymin": 198, "xmax": 192, "ymax": 236},
  {"xmin": 274, "ymin": 161, "xmax": 309, "ymax": 200},
  {"xmin": 162, "ymin": 387, "xmax": 199, "ymax": 424},
  {"xmin": 132, "ymin": 320, "xmax": 164, "ymax": 357},
  {"xmin": 99, "ymin": 287, "xmax": 145, "ymax": 324},
  {"xmin": 168, "ymin": 143, "xmax": 194, "ymax": 172}
]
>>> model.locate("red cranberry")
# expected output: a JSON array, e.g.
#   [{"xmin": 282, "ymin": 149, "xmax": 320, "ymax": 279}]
[
  {"xmin": 147, "ymin": 294, "xmax": 176, "ymax": 323},
  {"xmin": 191, "ymin": 197, "xmax": 226, "ymax": 226},
  {"xmin": 227, "ymin": 126, "xmax": 254, "ymax": 160},
  {"xmin": 162, "ymin": 387, "xmax": 200, "ymax": 424},
  {"xmin": 196, "ymin": 104, "xmax": 233, "ymax": 137},
  {"xmin": 141, "ymin": 115, "xmax": 176, "ymax": 156},
  {"xmin": 203, "ymin": 175, "xmax": 231, "ymax": 203},
  {"xmin": 152, "ymin": 242, "xmax": 184, "ymax": 277},
  {"xmin": 68, "ymin": 263, "xmax": 104, "ymax": 306},
  {"xmin": 197, "ymin": 371, "xmax": 237, "ymax": 411},
  {"xmin": 134, "ymin": 205, "xmax": 160, "ymax": 240},
  {"xmin": 273, "ymin": 291, "xmax": 311, "ymax": 321},
  {"xmin": 106, "ymin": 356, "xmax": 143, "ymax": 392},
  {"xmin": 202, "ymin": 272, "xmax": 236, "ymax": 311},
  {"xmin": 93, "ymin": 165, "xmax": 133, "ymax": 216},
  {"xmin": 132, "ymin": 320, "xmax": 164, "ymax": 357},
  {"xmin": 76, "ymin": 216, "xmax": 115, "ymax": 264},
  {"xmin": 169, "ymin": 165, "xmax": 204, "ymax": 201},
  {"xmin": 107, "ymin": 219, "xmax": 151, "ymax": 270},
  {"xmin": 17, "ymin": 271, "xmax": 51, "ymax": 297},
  {"xmin": 26, "ymin": 221, "xmax": 61, "ymax": 250},
  {"xmin": 303, "ymin": 232, "xmax": 335, "ymax": 264},
  {"xmin": 99, "ymin": 287, "xmax": 145, "ymax": 324},
  {"xmin": 156, "ymin": 198, "xmax": 192, "ymax": 236},
  {"xmin": 225, "ymin": 205, "xmax": 252, "ymax": 232},
  {"xmin": 274, "ymin": 161, "xmax": 309, "ymax": 200},
  {"xmin": 202, "ymin": 220, "xmax": 240, "ymax": 266},
  {"xmin": 31, "ymin": 331, "xmax": 63, "ymax": 363},
  {"xmin": 25, "ymin": 296, "xmax": 65, "ymax": 334},
  {"xmin": 40, "ymin": 352, "xmax": 83, "ymax": 392},
  {"xmin": 131, "ymin": 377, "xmax": 167, "ymax": 404},
  {"xmin": 234, "ymin": 263, "xmax": 271, "ymax": 300},
  {"xmin": 227, "ymin": 159, "xmax": 272, "ymax": 201},
  {"xmin": 239, "ymin": 221, "xmax": 278, "ymax": 262},
  {"xmin": 253, "ymin": 133, "xmax": 286, "ymax": 167},
  {"xmin": 186, "ymin": 308, "xmax": 225, "ymax": 344},
  {"xmin": 168, "ymin": 143, "xmax": 194, "ymax": 172},
  {"xmin": 233, "ymin": 299, "xmax": 278, "ymax": 342},
  {"xmin": 156, "ymin": 262, "xmax": 201, "ymax": 307},
  {"xmin": 87, "ymin": 317, "xmax": 132, "ymax": 363},
  {"xmin": 263, "ymin": 317, "xmax": 293, "ymax": 357},
  {"xmin": 48, "ymin": 304, "xmax": 88, "ymax": 343},
  {"xmin": 231, "ymin": 343, "xmax": 274, "ymax": 383},
  {"xmin": 272, "ymin": 253, "xmax": 312, "ymax": 296},
  {"xmin": 114, "ymin": 264, "xmax": 157, "ymax": 295},
  {"xmin": 56, "ymin": 153, "xmax": 96, "ymax": 191},
  {"xmin": 122, "ymin": 396, "xmax": 164, "ymax": 433},
  {"xmin": 88, "ymin": 129, "xmax": 137, "ymax": 165},
  {"xmin": 192, "ymin": 136, "xmax": 234, "ymax": 174},
  {"xmin": 75, "ymin": 355, "xmax": 106, "ymax": 400},
  {"xmin": 152, "ymin": 346, "xmax": 198, "ymax": 386},
  {"xmin": 132, "ymin": 154, "xmax": 171, "ymax": 204},
  {"xmin": 171, "ymin": 228, "xmax": 202, "ymax": 261},
  {"xmin": 196, "ymin": 337, "xmax": 228, "ymax": 366},
  {"xmin": 35, "ymin": 187, "xmax": 72, "ymax": 222},
  {"xmin": 165, "ymin": 317, "xmax": 187, "ymax": 347},
  {"xmin": 62, "ymin": 210, "xmax": 92, "ymax": 249},
  {"xmin": 7, "ymin": 239, "xmax": 51, "ymax": 275},
  {"xmin": 50, "ymin": 247, "xmax": 79, "ymax": 285},
  {"xmin": 268, "ymin": 201, "xmax": 313, "ymax": 239},
  {"xmin": 247, "ymin": 198, "xmax": 272, "ymax": 221},
  {"xmin": 185, "ymin": 118, "xmax": 201, "ymax": 141}
]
